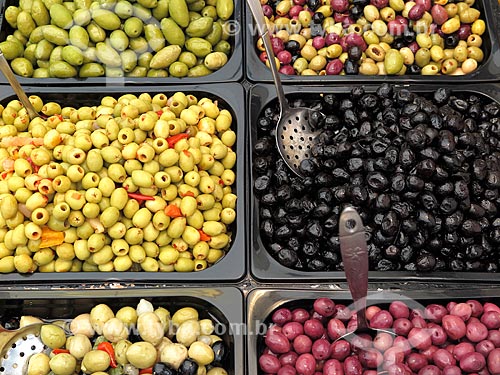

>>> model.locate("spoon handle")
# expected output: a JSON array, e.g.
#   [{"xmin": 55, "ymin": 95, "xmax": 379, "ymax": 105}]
[
  {"xmin": 0, "ymin": 52, "xmax": 40, "ymax": 120},
  {"xmin": 246, "ymin": 0, "xmax": 289, "ymax": 112},
  {"xmin": 339, "ymin": 206, "xmax": 369, "ymax": 331}
]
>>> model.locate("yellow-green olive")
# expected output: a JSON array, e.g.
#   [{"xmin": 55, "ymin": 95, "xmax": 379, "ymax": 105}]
[{"xmin": 126, "ymin": 341, "xmax": 157, "ymax": 369}]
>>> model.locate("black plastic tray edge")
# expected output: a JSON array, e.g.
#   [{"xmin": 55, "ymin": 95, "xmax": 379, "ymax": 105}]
[
  {"xmin": 0, "ymin": 286, "xmax": 244, "ymax": 375},
  {"xmin": 246, "ymin": 287, "xmax": 500, "ymax": 375},
  {"xmin": 0, "ymin": 83, "xmax": 246, "ymax": 283},
  {"xmin": 248, "ymin": 82, "xmax": 500, "ymax": 283},
  {"xmin": 0, "ymin": 0, "xmax": 243, "ymax": 85},
  {"xmin": 244, "ymin": 0, "xmax": 500, "ymax": 83}
]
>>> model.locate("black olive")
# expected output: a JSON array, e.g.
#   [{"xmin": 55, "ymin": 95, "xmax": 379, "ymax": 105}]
[
  {"xmin": 408, "ymin": 64, "xmax": 421, "ymax": 74},
  {"xmin": 285, "ymin": 40, "xmax": 300, "ymax": 53},
  {"xmin": 324, "ymin": 216, "xmax": 338, "ymax": 232},
  {"xmin": 299, "ymin": 159, "xmax": 317, "ymax": 176},
  {"xmin": 312, "ymin": 202, "xmax": 331, "ymax": 218},
  {"xmin": 303, "ymin": 241, "xmax": 319, "ymax": 256},
  {"xmin": 381, "ymin": 211, "xmax": 399, "ymax": 237},
  {"xmin": 261, "ymin": 219, "xmax": 274, "ymax": 238},
  {"xmin": 347, "ymin": 158, "xmax": 364, "ymax": 172},
  {"xmin": 416, "ymin": 254, "xmax": 436, "ymax": 272},
  {"xmin": 454, "ymin": 180, "xmax": 470, "ymax": 200},
  {"xmin": 277, "ymin": 249, "xmax": 298, "ymax": 267},
  {"xmin": 417, "ymin": 210, "xmax": 436, "ymax": 229},
  {"xmin": 260, "ymin": 192, "xmax": 276, "ymax": 206},
  {"xmin": 348, "ymin": 46, "xmax": 363, "ymax": 61},
  {"xmin": 466, "ymin": 245, "xmax": 483, "ymax": 260},
  {"xmin": 486, "ymin": 171, "xmax": 500, "ymax": 188},
  {"xmin": 275, "ymin": 225, "xmax": 293, "ymax": 240},
  {"xmin": 310, "ymin": 23, "xmax": 324, "ymax": 37},
  {"xmin": 307, "ymin": 258, "xmax": 327, "ymax": 271},
  {"xmin": 276, "ymin": 185, "xmax": 292, "ymax": 202},
  {"xmin": 349, "ymin": 185, "xmax": 368, "ymax": 204},
  {"xmin": 212, "ymin": 341, "xmax": 228, "ymax": 366},
  {"xmin": 312, "ymin": 11, "xmax": 324, "ymax": 24},
  {"xmin": 366, "ymin": 172, "xmax": 389, "ymax": 191},
  {"xmin": 384, "ymin": 245, "xmax": 400, "ymax": 259},
  {"xmin": 287, "ymin": 214, "xmax": 304, "ymax": 228},
  {"xmin": 438, "ymin": 130, "xmax": 456, "ymax": 153},
  {"xmin": 420, "ymin": 192, "xmax": 438, "ymax": 211},
  {"xmin": 440, "ymin": 197, "xmax": 458, "ymax": 215},
  {"xmin": 450, "ymin": 97, "xmax": 468, "ymax": 112},
  {"xmin": 444, "ymin": 33, "xmax": 459, "ymax": 48},
  {"xmin": 285, "ymin": 198, "xmax": 302, "ymax": 213},
  {"xmin": 444, "ymin": 211, "xmax": 464, "ymax": 232},
  {"xmin": 461, "ymin": 219, "xmax": 482, "ymax": 236},
  {"xmin": 433, "ymin": 88, "xmax": 451, "ymax": 105},
  {"xmin": 254, "ymin": 175, "xmax": 271, "ymax": 194},
  {"xmin": 254, "ymin": 137, "xmax": 274, "ymax": 155},
  {"xmin": 392, "ymin": 38, "xmax": 405, "ymax": 50},
  {"xmin": 406, "ymin": 175, "xmax": 424, "ymax": 192},
  {"xmin": 377, "ymin": 258, "xmax": 396, "ymax": 271},
  {"xmin": 154, "ymin": 363, "xmax": 178, "ymax": 375},
  {"xmin": 307, "ymin": 0, "xmax": 320, "ymax": 10},
  {"xmin": 309, "ymin": 110, "xmax": 326, "ymax": 129},
  {"xmin": 306, "ymin": 220, "xmax": 323, "ymax": 239},
  {"xmin": 344, "ymin": 59, "xmax": 359, "ymax": 75},
  {"xmin": 399, "ymin": 147, "xmax": 415, "ymax": 169}
]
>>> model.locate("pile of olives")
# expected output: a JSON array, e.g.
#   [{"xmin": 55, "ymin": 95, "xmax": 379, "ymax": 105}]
[
  {"xmin": 24, "ymin": 299, "xmax": 229, "ymax": 374},
  {"xmin": 0, "ymin": 91, "xmax": 237, "ymax": 273},
  {"xmin": 0, "ymin": 0, "xmax": 234, "ymax": 78},
  {"xmin": 255, "ymin": 0, "xmax": 487, "ymax": 76}
]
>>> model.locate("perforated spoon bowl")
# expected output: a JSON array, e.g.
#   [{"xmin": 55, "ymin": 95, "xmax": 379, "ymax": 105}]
[
  {"xmin": 247, "ymin": 0, "xmax": 322, "ymax": 177},
  {"xmin": 0, "ymin": 323, "xmax": 49, "ymax": 374},
  {"xmin": 337, "ymin": 206, "xmax": 396, "ymax": 344}
]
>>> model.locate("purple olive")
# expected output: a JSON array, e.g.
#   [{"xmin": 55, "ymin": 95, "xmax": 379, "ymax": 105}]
[
  {"xmin": 277, "ymin": 50, "xmax": 292, "ymax": 65},
  {"xmin": 459, "ymin": 352, "xmax": 486, "ymax": 373},
  {"xmin": 393, "ymin": 318, "xmax": 413, "ymax": 336},
  {"xmin": 475, "ymin": 340, "xmax": 495, "ymax": 358},
  {"xmin": 292, "ymin": 308, "xmax": 310, "ymax": 324},
  {"xmin": 260, "ymin": 354, "xmax": 281, "ymax": 374},
  {"xmin": 266, "ymin": 332, "xmax": 291, "ymax": 354},
  {"xmin": 458, "ymin": 25, "xmax": 472, "ymax": 40},
  {"xmin": 408, "ymin": 4, "xmax": 425, "ymax": 20},
  {"xmin": 262, "ymin": 4, "xmax": 273, "ymax": 18},
  {"xmin": 370, "ymin": 0, "xmax": 388, "ymax": 9},
  {"xmin": 466, "ymin": 320, "xmax": 489, "ymax": 343},
  {"xmin": 271, "ymin": 37, "xmax": 285, "ymax": 55},
  {"xmin": 330, "ymin": 340, "xmax": 351, "ymax": 361},
  {"xmin": 425, "ymin": 304, "xmax": 448, "ymax": 324},
  {"xmin": 280, "ymin": 352, "xmax": 299, "ymax": 367},
  {"xmin": 480, "ymin": 311, "xmax": 500, "ymax": 329},
  {"xmin": 389, "ymin": 301, "xmax": 410, "ymax": 319},
  {"xmin": 325, "ymin": 33, "xmax": 340, "ymax": 46},
  {"xmin": 295, "ymin": 353, "xmax": 316, "ymax": 375},
  {"xmin": 304, "ymin": 319, "xmax": 325, "ymax": 340},
  {"xmin": 311, "ymin": 338, "xmax": 331, "ymax": 360},
  {"xmin": 431, "ymin": 4, "xmax": 448, "ymax": 25},
  {"xmin": 325, "ymin": 59, "xmax": 343, "ymax": 75},
  {"xmin": 330, "ymin": 0, "xmax": 348, "ymax": 12},
  {"xmin": 432, "ymin": 349, "xmax": 456, "ymax": 370},
  {"xmin": 407, "ymin": 353, "xmax": 429, "ymax": 372},
  {"xmin": 283, "ymin": 322, "xmax": 304, "ymax": 341},
  {"xmin": 312, "ymin": 36, "xmax": 326, "ymax": 50},
  {"xmin": 278, "ymin": 364, "xmax": 297, "ymax": 375}
]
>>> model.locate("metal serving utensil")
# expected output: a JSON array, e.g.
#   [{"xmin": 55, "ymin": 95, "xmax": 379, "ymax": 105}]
[
  {"xmin": 0, "ymin": 323, "xmax": 49, "ymax": 374},
  {"xmin": 247, "ymin": 0, "xmax": 322, "ymax": 177},
  {"xmin": 0, "ymin": 51, "xmax": 45, "ymax": 120},
  {"xmin": 337, "ymin": 206, "xmax": 396, "ymax": 343}
]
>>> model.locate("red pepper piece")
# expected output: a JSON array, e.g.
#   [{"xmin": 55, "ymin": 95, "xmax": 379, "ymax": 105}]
[
  {"xmin": 156, "ymin": 110, "xmax": 163, "ymax": 116},
  {"xmin": 97, "ymin": 342, "xmax": 117, "ymax": 368},
  {"xmin": 164, "ymin": 204, "xmax": 182, "ymax": 218},
  {"xmin": 199, "ymin": 229, "xmax": 211, "ymax": 241},
  {"xmin": 167, "ymin": 133, "xmax": 189, "ymax": 148},
  {"xmin": 139, "ymin": 368, "xmax": 153, "ymax": 374},
  {"xmin": 52, "ymin": 349, "xmax": 70, "ymax": 355},
  {"xmin": 127, "ymin": 192, "xmax": 155, "ymax": 201},
  {"xmin": 181, "ymin": 191, "xmax": 195, "ymax": 197}
]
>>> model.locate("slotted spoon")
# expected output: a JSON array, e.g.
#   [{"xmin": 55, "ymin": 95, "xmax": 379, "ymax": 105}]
[
  {"xmin": 0, "ymin": 51, "xmax": 45, "ymax": 120},
  {"xmin": 0, "ymin": 323, "xmax": 49, "ymax": 374},
  {"xmin": 337, "ymin": 206, "xmax": 396, "ymax": 344},
  {"xmin": 247, "ymin": 0, "xmax": 322, "ymax": 177}
]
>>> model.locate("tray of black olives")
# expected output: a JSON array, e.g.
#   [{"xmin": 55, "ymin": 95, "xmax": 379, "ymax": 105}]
[
  {"xmin": 0, "ymin": 0, "xmax": 242, "ymax": 84},
  {"xmin": 0, "ymin": 83, "xmax": 246, "ymax": 282},
  {"xmin": 250, "ymin": 82, "xmax": 500, "ymax": 281},
  {"xmin": 0, "ymin": 286, "xmax": 243, "ymax": 375},
  {"xmin": 248, "ymin": 286, "xmax": 500, "ymax": 375},
  {"xmin": 245, "ymin": 0, "xmax": 500, "ymax": 83}
]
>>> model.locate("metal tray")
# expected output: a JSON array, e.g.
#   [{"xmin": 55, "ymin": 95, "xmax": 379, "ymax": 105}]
[
  {"xmin": 0, "ymin": 0, "xmax": 243, "ymax": 85},
  {"xmin": 247, "ymin": 286, "xmax": 500, "ymax": 375},
  {"xmin": 0, "ymin": 286, "xmax": 244, "ymax": 375},
  {"xmin": 0, "ymin": 83, "xmax": 246, "ymax": 283},
  {"xmin": 244, "ymin": 0, "xmax": 500, "ymax": 83},
  {"xmin": 248, "ymin": 82, "xmax": 500, "ymax": 283}
]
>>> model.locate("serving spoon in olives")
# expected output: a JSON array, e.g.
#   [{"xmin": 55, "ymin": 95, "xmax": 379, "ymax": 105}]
[
  {"xmin": 0, "ymin": 323, "xmax": 49, "ymax": 374},
  {"xmin": 247, "ymin": 0, "xmax": 322, "ymax": 177},
  {"xmin": 337, "ymin": 206, "xmax": 396, "ymax": 344}
]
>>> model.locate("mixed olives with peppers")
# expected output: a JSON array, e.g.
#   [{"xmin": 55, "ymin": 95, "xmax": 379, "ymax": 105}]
[
  {"xmin": 0, "ymin": 0, "xmax": 234, "ymax": 78},
  {"xmin": 21, "ymin": 299, "xmax": 230, "ymax": 375},
  {"xmin": 253, "ymin": 84, "xmax": 500, "ymax": 272},
  {"xmin": 0, "ymin": 91, "xmax": 237, "ymax": 273},
  {"xmin": 259, "ymin": 297, "xmax": 500, "ymax": 375},
  {"xmin": 255, "ymin": 0, "xmax": 487, "ymax": 76}
]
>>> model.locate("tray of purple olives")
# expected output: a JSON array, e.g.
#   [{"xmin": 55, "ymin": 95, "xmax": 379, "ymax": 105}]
[
  {"xmin": 244, "ymin": 0, "xmax": 500, "ymax": 82},
  {"xmin": 248, "ymin": 287, "xmax": 500, "ymax": 375},
  {"xmin": 250, "ymin": 82, "xmax": 500, "ymax": 281},
  {"xmin": 0, "ymin": 286, "xmax": 243, "ymax": 375}
]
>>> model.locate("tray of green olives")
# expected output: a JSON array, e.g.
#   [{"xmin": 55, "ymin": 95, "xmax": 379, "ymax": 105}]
[
  {"xmin": 0, "ymin": 0, "xmax": 242, "ymax": 84},
  {"xmin": 244, "ymin": 0, "xmax": 500, "ymax": 82},
  {"xmin": 0, "ymin": 286, "xmax": 243, "ymax": 375},
  {"xmin": 0, "ymin": 83, "xmax": 246, "ymax": 282}
]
